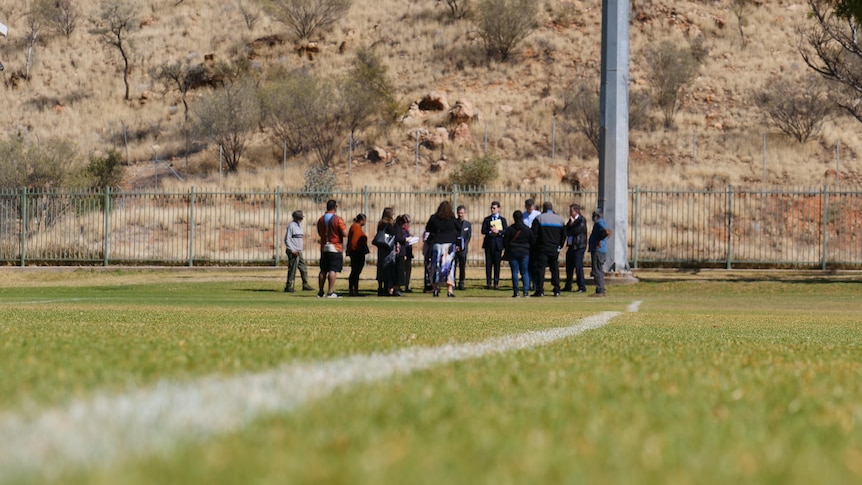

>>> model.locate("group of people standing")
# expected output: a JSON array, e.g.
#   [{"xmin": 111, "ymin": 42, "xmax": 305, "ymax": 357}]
[
  {"xmin": 283, "ymin": 198, "xmax": 612, "ymax": 299},
  {"xmin": 481, "ymin": 198, "xmax": 611, "ymax": 298}
]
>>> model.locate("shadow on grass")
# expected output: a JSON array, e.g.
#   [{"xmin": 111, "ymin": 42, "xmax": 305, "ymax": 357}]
[{"xmin": 636, "ymin": 268, "xmax": 862, "ymax": 285}]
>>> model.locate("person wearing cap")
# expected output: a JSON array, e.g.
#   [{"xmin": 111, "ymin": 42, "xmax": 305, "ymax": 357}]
[
  {"xmin": 588, "ymin": 208, "xmax": 613, "ymax": 297},
  {"xmin": 284, "ymin": 210, "xmax": 313, "ymax": 293}
]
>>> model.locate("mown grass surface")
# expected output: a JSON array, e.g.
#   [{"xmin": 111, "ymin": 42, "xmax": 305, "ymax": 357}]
[{"xmin": 1, "ymin": 269, "xmax": 861, "ymax": 484}]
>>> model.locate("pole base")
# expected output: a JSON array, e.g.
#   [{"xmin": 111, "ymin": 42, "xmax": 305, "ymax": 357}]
[{"xmin": 604, "ymin": 270, "xmax": 639, "ymax": 285}]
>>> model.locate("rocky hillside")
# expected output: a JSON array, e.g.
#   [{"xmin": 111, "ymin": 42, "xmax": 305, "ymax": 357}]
[{"xmin": 1, "ymin": 0, "xmax": 859, "ymax": 190}]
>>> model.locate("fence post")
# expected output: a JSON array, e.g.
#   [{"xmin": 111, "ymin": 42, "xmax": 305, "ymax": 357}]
[
  {"xmin": 188, "ymin": 187, "xmax": 195, "ymax": 267},
  {"xmin": 274, "ymin": 187, "xmax": 281, "ymax": 267},
  {"xmin": 363, "ymin": 186, "xmax": 369, "ymax": 219},
  {"xmin": 633, "ymin": 185, "xmax": 639, "ymax": 269},
  {"xmin": 103, "ymin": 187, "xmax": 111, "ymax": 266},
  {"xmin": 452, "ymin": 184, "xmax": 459, "ymax": 209},
  {"xmin": 821, "ymin": 185, "xmax": 828, "ymax": 271},
  {"xmin": 20, "ymin": 187, "xmax": 27, "ymax": 267},
  {"xmin": 726, "ymin": 185, "xmax": 733, "ymax": 270}
]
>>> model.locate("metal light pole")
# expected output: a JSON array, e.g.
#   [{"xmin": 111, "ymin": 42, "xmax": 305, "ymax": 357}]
[{"xmin": 597, "ymin": 0, "xmax": 634, "ymax": 279}]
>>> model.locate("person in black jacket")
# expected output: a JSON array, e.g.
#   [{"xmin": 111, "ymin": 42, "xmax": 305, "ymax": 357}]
[
  {"xmin": 563, "ymin": 204, "xmax": 588, "ymax": 292},
  {"xmin": 530, "ymin": 201, "xmax": 566, "ymax": 297},
  {"xmin": 376, "ymin": 207, "xmax": 406, "ymax": 296},
  {"xmin": 503, "ymin": 210, "xmax": 536, "ymax": 298},
  {"xmin": 454, "ymin": 205, "xmax": 472, "ymax": 290},
  {"xmin": 480, "ymin": 201, "xmax": 507, "ymax": 289},
  {"xmin": 425, "ymin": 201, "xmax": 463, "ymax": 297}
]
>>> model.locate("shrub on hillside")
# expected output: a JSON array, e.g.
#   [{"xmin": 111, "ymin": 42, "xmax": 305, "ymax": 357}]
[
  {"xmin": 263, "ymin": 0, "xmax": 352, "ymax": 40},
  {"xmin": 753, "ymin": 74, "xmax": 833, "ymax": 143},
  {"xmin": 449, "ymin": 154, "xmax": 499, "ymax": 188},
  {"xmin": 473, "ymin": 0, "xmax": 538, "ymax": 61},
  {"xmin": 0, "ymin": 135, "xmax": 78, "ymax": 190},
  {"xmin": 442, "ymin": 0, "xmax": 471, "ymax": 20},
  {"xmin": 303, "ymin": 164, "xmax": 337, "ymax": 202},
  {"xmin": 86, "ymin": 149, "xmax": 125, "ymax": 188},
  {"xmin": 644, "ymin": 40, "xmax": 701, "ymax": 128}
]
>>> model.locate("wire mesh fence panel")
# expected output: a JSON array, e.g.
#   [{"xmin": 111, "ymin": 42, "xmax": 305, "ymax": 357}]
[
  {"xmin": 2, "ymin": 186, "xmax": 861, "ymax": 268},
  {"xmin": 825, "ymin": 188, "xmax": 862, "ymax": 266},
  {"xmin": 632, "ymin": 188, "xmax": 727, "ymax": 265},
  {"xmin": 729, "ymin": 188, "xmax": 826, "ymax": 267},
  {"xmin": 0, "ymin": 190, "xmax": 22, "ymax": 262}
]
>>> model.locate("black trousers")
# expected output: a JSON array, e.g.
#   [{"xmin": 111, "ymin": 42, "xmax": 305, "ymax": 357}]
[
  {"xmin": 565, "ymin": 247, "xmax": 587, "ymax": 290},
  {"xmin": 454, "ymin": 248, "xmax": 468, "ymax": 286},
  {"xmin": 348, "ymin": 252, "xmax": 365, "ymax": 293},
  {"xmin": 536, "ymin": 250, "xmax": 561, "ymax": 294},
  {"xmin": 484, "ymin": 245, "xmax": 502, "ymax": 286}
]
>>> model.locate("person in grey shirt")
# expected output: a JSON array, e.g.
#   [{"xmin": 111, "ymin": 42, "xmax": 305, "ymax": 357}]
[{"xmin": 284, "ymin": 210, "xmax": 313, "ymax": 292}]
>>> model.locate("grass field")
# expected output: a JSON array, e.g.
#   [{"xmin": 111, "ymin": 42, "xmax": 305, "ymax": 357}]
[{"xmin": 1, "ymin": 268, "xmax": 860, "ymax": 484}]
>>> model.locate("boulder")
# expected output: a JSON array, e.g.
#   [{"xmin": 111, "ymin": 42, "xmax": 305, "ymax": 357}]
[
  {"xmin": 401, "ymin": 102, "xmax": 425, "ymax": 125},
  {"xmin": 430, "ymin": 160, "xmax": 447, "ymax": 173},
  {"xmin": 418, "ymin": 91, "xmax": 449, "ymax": 111},
  {"xmin": 449, "ymin": 100, "xmax": 476, "ymax": 125},
  {"xmin": 366, "ymin": 146, "xmax": 391, "ymax": 163},
  {"xmin": 451, "ymin": 123, "xmax": 473, "ymax": 146},
  {"xmin": 411, "ymin": 127, "xmax": 448, "ymax": 149},
  {"xmin": 562, "ymin": 167, "xmax": 598, "ymax": 191}
]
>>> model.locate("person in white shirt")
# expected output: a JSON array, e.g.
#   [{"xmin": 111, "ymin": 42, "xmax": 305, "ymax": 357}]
[{"xmin": 284, "ymin": 211, "xmax": 313, "ymax": 292}]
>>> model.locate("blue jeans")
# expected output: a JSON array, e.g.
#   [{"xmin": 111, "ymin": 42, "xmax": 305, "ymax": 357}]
[{"xmin": 508, "ymin": 252, "xmax": 530, "ymax": 294}]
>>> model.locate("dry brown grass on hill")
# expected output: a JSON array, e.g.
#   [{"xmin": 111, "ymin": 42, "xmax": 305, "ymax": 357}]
[{"xmin": 1, "ymin": 0, "xmax": 860, "ymax": 191}]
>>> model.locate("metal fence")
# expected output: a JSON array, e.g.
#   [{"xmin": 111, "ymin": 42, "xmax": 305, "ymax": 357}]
[{"xmin": 1, "ymin": 186, "xmax": 860, "ymax": 269}]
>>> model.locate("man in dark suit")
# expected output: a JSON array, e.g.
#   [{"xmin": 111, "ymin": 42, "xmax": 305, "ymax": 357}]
[
  {"xmin": 480, "ymin": 201, "xmax": 507, "ymax": 289},
  {"xmin": 454, "ymin": 205, "xmax": 472, "ymax": 290}
]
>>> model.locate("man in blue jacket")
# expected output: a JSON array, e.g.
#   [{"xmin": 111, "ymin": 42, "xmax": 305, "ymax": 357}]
[
  {"xmin": 588, "ymin": 208, "xmax": 613, "ymax": 297},
  {"xmin": 531, "ymin": 202, "xmax": 566, "ymax": 297}
]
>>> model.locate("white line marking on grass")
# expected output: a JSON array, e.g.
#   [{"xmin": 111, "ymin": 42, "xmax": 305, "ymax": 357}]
[
  {"xmin": 0, "ymin": 311, "xmax": 620, "ymax": 482},
  {"xmin": 628, "ymin": 300, "xmax": 642, "ymax": 313},
  {"xmin": 3, "ymin": 298, "xmax": 89, "ymax": 305}
]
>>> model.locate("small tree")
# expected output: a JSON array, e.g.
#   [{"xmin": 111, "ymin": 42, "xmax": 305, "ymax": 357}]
[
  {"xmin": 302, "ymin": 164, "xmax": 337, "ymax": 201},
  {"xmin": 753, "ymin": 74, "xmax": 833, "ymax": 143},
  {"xmin": 473, "ymin": 0, "xmax": 538, "ymax": 61},
  {"xmin": 260, "ymin": 69, "xmax": 343, "ymax": 167},
  {"xmin": 47, "ymin": 0, "xmax": 80, "ymax": 37},
  {"xmin": 644, "ymin": 40, "xmax": 701, "ymax": 128},
  {"xmin": 340, "ymin": 49, "xmax": 397, "ymax": 146},
  {"xmin": 262, "ymin": 0, "xmax": 352, "ymax": 40},
  {"xmin": 731, "ymin": 0, "xmax": 753, "ymax": 47},
  {"xmin": 238, "ymin": 0, "xmax": 261, "ymax": 30},
  {"xmin": 561, "ymin": 80, "xmax": 601, "ymax": 153},
  {"xmin": 194, "ymin": 79, "xmax": 262, "ymax": 172},
  {"xmin": 86, "ymin": 149, "xmax": 125, "ymax": 188},
  {"xmin": 442, "ymin": 0, "xmax": 471, "ymax": 20},
  {"xmin": 92, "ymin": 0, "xmax": 139, "ymax": 101},
  {"xmin": 24, "ymin": 0, "xmax": 54, "ymax": 80},
  {"xmin": 152, "ymin": 60, "xmax": 209, "ymax": 120},
  {"xmin": 0, "ymin": 135, "xmax": 78, "ymax": 190},
  {"xmin": 800, "ymin": 0, "xmax": 862, "ymax": 123},
  {"xmin": 449, "ymin": 154, "xmax": 499, "ymax": 187}
]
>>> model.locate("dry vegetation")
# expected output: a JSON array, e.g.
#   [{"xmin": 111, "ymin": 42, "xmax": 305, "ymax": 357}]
[{"xmin": 1, "ymin": 0, "xmax": 861, "ymax": 191}]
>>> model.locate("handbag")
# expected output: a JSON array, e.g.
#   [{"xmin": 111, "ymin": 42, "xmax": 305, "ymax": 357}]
[
  {"xmin": 372, "ymin": 229, "xmax": 395, "ymax": 249},
  {"xmin": 502, "ymin": 229, "xmax": 521, "ymax": 261}
]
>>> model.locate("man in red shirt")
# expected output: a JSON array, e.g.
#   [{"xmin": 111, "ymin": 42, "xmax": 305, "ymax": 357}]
[{"xmin": 316, "ymin": 199, "xmax": 348, "ymax": 298}]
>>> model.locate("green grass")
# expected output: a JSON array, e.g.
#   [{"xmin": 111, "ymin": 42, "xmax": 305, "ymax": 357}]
[{"xmin": 1, "ymin": 269, "xmax": 861, "ymax": 484}]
